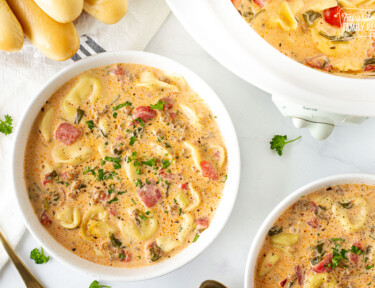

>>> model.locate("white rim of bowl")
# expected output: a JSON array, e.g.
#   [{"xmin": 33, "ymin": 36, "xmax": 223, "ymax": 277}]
[
  {"xmin": 244, "ymin": 173, "xmax": 375, "ymax": 288},
  {"xmin": 12, "ymin": 50, "xmax": 241, "ymax": 281}
]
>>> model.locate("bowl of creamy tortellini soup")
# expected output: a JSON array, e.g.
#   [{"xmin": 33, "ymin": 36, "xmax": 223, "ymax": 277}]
[
  {"xmin": 245, "ymin": 174, "xmax": 375, "ymax": 288},
  {"xmin": 13, "ymin": 51, "xmax": 240, "ymax": 280},
  {"xmin": 231, "ymin": 0, "xmax": 375, "ymax": 77}
]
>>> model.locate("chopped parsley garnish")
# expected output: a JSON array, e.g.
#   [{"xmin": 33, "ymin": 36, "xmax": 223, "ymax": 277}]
[
  {"xmin": 108, "ymin": 197, "xmax": 118, "ymax": 204},
  {"xmin": 0, "ymin": 114, "xmax": 13, "ymax": 135},
  {"xmin": 221, "ymin": 174, "xmax": 228, "ymax": 183},
  {"xmin": 150, "ymin": 100, "xmax": 165, "ymax": 110},
  {"xmin": 30, "ymin": 247, "xmax": 50, "ymax": 264},
  {"xmin": 131, "ymin": 198, "xmax": 137, "ymax": 205},
  {"xmin": 338, "ymin": 201, "xmax": 354, "ymax": 209},
  {"xmin": 113, "ymin": 112, "xmax": 118, "ymax": 118},
  {"xmin": 161, "ymin": 159, "xmax": 171, "ymax": 169},
  {"xmin": 117, "ymin": 191, "xmax": 126, "ymax": 195},
  {"xmin": 97, "ymin": 169, "xmax": 104, "ymax": 180},
  {"xmin": 142, "ymin": 158, "xmax": 155, "ymax": 167},
  {"xmin": 129, "ymin": 136, "xmax": 136, "ymax": 146},
  {"xmin": 89, "ymin": 280, "xmax": 111, "ymax": 288},
  {"xmin": 134, "ymin": 117, "xmax": 145, "ymax": 127},
  {"xmin": 83, "ymin": 166, "xmax": 97, "ymax": 176},
  {"xmin": 113, "ymin": 101, "xmax": 132, "ymax": 111},
  {"xmin": 104, "ymin": 156, "xmax": 121, "ymax": 169},
  {"xmin": 350, "ymin": 245, "xmax": 363, "ymax": 255},
  {"xmin": 270, "ymin": 135, "xmax": 301, "ymax": 156},
  {"xmin": 193, "ymin": 234, "xmax": 200, "ymax": 243},
  {"xmin": 136, "ymin": 169, "xmax": 142, "ymax": 175},
  {"xmin": 86, "ymin": 120, "xmax": 94, "ymax": 131},
  {"xmin": 135, "ymin": 179, "xmax": 142, "ymax": 187},
  {"xmin": 366, "ymin": 265, "xmax": 374, "ymax": 270}
]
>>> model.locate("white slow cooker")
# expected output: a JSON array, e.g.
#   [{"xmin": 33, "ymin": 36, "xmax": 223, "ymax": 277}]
[{"xmin": 166, "ymin": 0, "xmax": 373, "ymax": 139}]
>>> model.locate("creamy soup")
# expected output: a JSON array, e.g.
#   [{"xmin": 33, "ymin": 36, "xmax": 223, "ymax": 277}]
[
  {"xmin": 24, "ymin": 63, "xmax": 227, "ymax": 267},
  {"xmin": 254, "ymin": 184, "xmax": 375, "ymax": 287},
  {"xmin": 232, "ymin": 0, "xmax": 375, "ymax": 76}
]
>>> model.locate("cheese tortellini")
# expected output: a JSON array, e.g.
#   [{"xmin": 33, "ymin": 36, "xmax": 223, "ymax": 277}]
[
  {"xmin": 119, "ymin": 211, "xmax": 158, "ymax": 241},
  {"xmin": 179, "ymin": 104, "xmax": 203, "ymax": 130},
  {"xmin": 305, "ymin": 273, "xmax": 338, "ymax": 288},
  {"xmin": 124, "ymin": 151, "xmax": 141, "ymax": 184},
  {"xmin": 52, "ymin": 143, "xmax": 92, "ymax": 165},
  {"xmin": 136, "ymin": 71, "xmax": 178, "ymax": 91},
  {"xmin": 258, "ymin": 252, "xmax": 281, "ymax": 277},
  {"xmin": 56, "ymin": 206, "xmax": 81, "ymax": 229},
  {"xmin": 183, "ymin": 142, "xmax": 202, "ymax": 172},
  {"xmin": 176, "ymin": 184, "xmax": 201, "ymax": 212},
  {"xmin": 61, "ymin": 75, "xmax": 102, "ymax": 122},
  {"xmin": 271, "ymin": 233, "xmax": 299, "ymax": 246},
  {"xmin": 39, "ymin": 108, "xmax": 54, "ymax": 142},
  {"xmin": 332, "ymin": 197, "xmax": 368, "ymax": 233},
  {"xmin": 80, "ymin": 206, "xmax": 114, "ymax": 241},
  {"xmin": 269, "ymin": 1, "xmax": 298, "ymax": 31}
]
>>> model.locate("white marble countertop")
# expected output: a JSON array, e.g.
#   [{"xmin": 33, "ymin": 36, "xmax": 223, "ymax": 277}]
[{"xmin": 2, "ymin": 13, "xmax": 375, "ymax": 288}]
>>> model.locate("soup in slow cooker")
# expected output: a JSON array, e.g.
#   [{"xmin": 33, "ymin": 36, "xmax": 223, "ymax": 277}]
[
  {"xmin": 24, "ymin": 63, "xmax": 227, "ymax": 267},
  {"xmin": 232, "ymin": 0, "xmax": 375, "ymax": 76},
  {"xmin": 254, "ymin": 184, "xmax": 375, "ymax": 287}
]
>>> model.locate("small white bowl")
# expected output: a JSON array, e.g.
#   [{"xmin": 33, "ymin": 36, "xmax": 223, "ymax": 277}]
[
  {"xmin": 244, "ymin": 173, "xmax": 375, "ymax": 288},
  {"xmin": 12, "ymin": 51, "xmax": 241, "ymax": 281}
]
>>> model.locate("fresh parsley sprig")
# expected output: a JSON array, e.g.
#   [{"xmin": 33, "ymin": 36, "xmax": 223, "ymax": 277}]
[
  {"xmin": 0, "ymin": 114, "xmax": 13, "ymax": 135},
  {"xmin": 270, "ymin": 135, "xmax": 301, "ymax": 156},
  {"xmin": 30, "ymin": 247, "xmax": 50, "ymax": 264},
  {"xmin": 89, "ymin": 280, "xmax": 111, "ymax": 288}
]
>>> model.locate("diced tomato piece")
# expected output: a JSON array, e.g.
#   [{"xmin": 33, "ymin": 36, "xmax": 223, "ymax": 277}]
[
  {"xmin": 295, "ymin": 265, "xmax": 304, "ymax": 285},
  {"xmin": 364, "ymin": 64, "xmax": 375, "ymax": 72},
  {"xmin": 200, "ymin": 161, "xmax": 218, "ymax": 180},
  {"xmin": 231, "ymin": 0, "xmax": 241, "ymax": 9},
  {"xmin": 254, "ymin": 0, "xmax": 265, "ymax": 8},
  {"xmin": 160, "ymin": 97, "xmax": 174, "ymax": 110},
  {"xmin": 55, "ymin": 123, "xmax": 81, "ymax": 145},
  {"xmin": 132, "ymin": 106, "xmax": 156, "ymax": 123},
  {"xmin": 40, "ymin": 211, "xmax": 52, "ymax": 226},
  {"xmin": 119, "ymin": 250, "xmax": 132, "ymax": 262},
  {"xmin": 179, "ymin": 183, "xmax": 189, "ymax": 190},
  {"xmin": 323, "ymin": 6, "xmax": 345, "ymax": 28},
  {"xmin": 137, "ymin": 183, "xmax": 163, "ymax": 208},
  {"xmin": 280, "ymin": 279, "xmax": 287, "ymax": 287},
  {"xmin": 109, "ymin": 205, "xmax": 118, "ymax": 217},
  {"xmin": 305, "ymin": 55, "xmax": 333, "ymax": 72},
  {"xmin": 196, "ymin": 217, "xmax": 210, "ymax": 230},
  {"xmin": 349, "ymin": 252, "xmax": 359, "ymax": 265},
  {"xmin": 312, "ymin": 253, "xmax": 333, "ymax": 273},
  {"xmin": 307, "ymin": 218, "xmax": 318, "ymax": 228}
]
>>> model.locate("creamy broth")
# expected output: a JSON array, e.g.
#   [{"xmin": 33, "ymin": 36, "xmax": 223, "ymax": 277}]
[
  {"xmin": 232, "ymin": 0, "xmax": 375, "ymax": 76},
  {"xmin": 254, "ymin": 184, "xmax": 375, "ymax": 287},
  {"xmin": 24, "ymin": 63, "xmax": 227, "ymax": 267}
]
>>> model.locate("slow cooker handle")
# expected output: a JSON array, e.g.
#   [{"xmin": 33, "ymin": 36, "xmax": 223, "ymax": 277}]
[{"xmin": 272, "ymin": 95, "xmax": 367, "ymax": 140}]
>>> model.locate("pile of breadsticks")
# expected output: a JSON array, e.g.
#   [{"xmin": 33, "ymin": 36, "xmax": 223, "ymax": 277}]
[{"xmin": 0, "ymin": 0, "xmax": 128, "ymax": 61}]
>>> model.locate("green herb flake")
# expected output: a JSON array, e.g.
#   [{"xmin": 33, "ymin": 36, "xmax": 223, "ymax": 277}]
[
  {"xmin": 74, "ymin": 108, "xmax": 85, "ymax": 124},
  {"xmin": 129, "ymin": 136, "xmax": 136, "ymax": 146},
  {"xmin": 113, "ymin": 101, "xmax": 132, "ymax": 111},
  {"xmin": 131, "ymin": 198, "xmax": 137, "ymax": 205},
  {"xmin": 30, "ymin": 247, "xmax": 50, "ymax": 264},
  {"xmin": 161, "ymin": 159, "xmax": 171, "ymax": 169},
  {"xmin": 142, "ymin": 158, "xmax": 155, "ymax": 167},
  {"xmin": 150, "ymin": 100, "xmax": 166, "ymax": 110},
  {"xmin": 86, "ymin": 120, "xmax": 94, "ymax": 131},
  {"xmin": 108, "ymin": 197, "xmax": 118, "ymax": 204},
  {"xmin": 193, "ymin": 233, "xmax": 200, "ymax": 243}
]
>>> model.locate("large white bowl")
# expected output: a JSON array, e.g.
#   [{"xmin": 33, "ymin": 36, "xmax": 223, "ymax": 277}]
[
  {"xmin": 244, "ymin": 173, "xmax": 375, "ymax": 288},
  {"xmin": 12, "ymin": 51, "xmax": 241, "ymax": 281}
]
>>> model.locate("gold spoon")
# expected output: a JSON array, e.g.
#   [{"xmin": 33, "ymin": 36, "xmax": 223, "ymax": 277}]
[
  {"xmin": 200, "ymin": 280, "xmax": 227, "ymax": 288},
  {"xmin": 0, "ymin": 231, "xmax": 44, "ymax": 288}
]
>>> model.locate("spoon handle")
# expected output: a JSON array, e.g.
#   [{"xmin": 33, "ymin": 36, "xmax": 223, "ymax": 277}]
[{"xmin": 0, "ymin": 231, "xmax": 44, "ymax": 288}]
